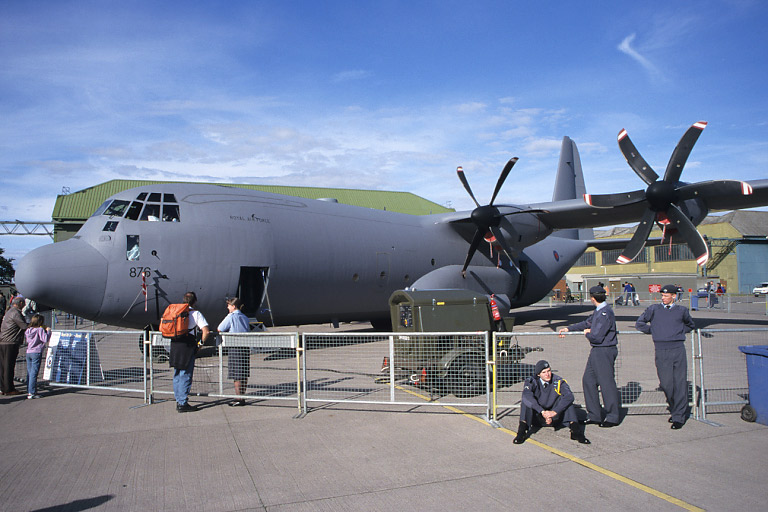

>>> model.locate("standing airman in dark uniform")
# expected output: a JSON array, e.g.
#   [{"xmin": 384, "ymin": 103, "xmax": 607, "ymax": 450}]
[
  {"xmin": 635, "ymin": 284, "xmax": 696, "ymax": 429},
  {"xmin": 513, "ymin": 360, "xmax": 590, "ymax": 445},
  {"xmin": 558, "ymin": 285, "xmax": 621, "ymax": 427}
]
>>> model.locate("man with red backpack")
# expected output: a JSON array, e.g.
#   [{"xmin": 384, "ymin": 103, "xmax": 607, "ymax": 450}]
[{"xmin": 167, "ymin": 292, "xmax": 212, "ymax": 412}]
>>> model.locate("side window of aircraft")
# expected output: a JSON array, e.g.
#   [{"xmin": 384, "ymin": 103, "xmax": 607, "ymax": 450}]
[
  {"xmin": 124, "ymin": 201, "xmax": 143, "ymax": 221},
  {"xmin": 103, "ymin": 221, "xmax": 119, "ymax": 232},
  {"xmin": 103, "ymin": 200, "xmax": 131, "ymax": 217},
  {"xmin": 140, "ymin": 203, "xmax": 161, "ymax": 221},
  {"xmin": 162, "ymin": 204, "xmax": 180, "ymax": 222},
  {"xmin": 126, "ymin": 235, "xmax": 140, "ymax": 261},
  {"xmin": 92, "ymin": 200, "xmax": 111, "ymax": 217}
]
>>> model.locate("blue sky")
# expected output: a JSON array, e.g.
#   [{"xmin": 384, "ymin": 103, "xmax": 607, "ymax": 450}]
[{"xmin": 2, "ymin": 0, "xmax": 767, "ymax": 263}]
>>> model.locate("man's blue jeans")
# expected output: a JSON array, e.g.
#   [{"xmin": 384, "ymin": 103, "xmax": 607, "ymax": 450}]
[
  {"xmin": 26, "ymin": 352, "xmax": 42, "ymax": 395},
  {"xmin": 173, "ymin": 354, "xmax": 195, "ymax": 405}
]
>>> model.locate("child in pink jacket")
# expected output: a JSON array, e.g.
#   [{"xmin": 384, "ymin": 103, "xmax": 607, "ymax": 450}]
[{"xmin": 25, "ymin": 314, "xmax": 51, "ymax": 399}]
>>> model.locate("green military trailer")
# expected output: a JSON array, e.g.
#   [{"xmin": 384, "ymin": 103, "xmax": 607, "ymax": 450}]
[{"xmin": 387, "ymin": 289, "xmax": 539, "ymax": 397}]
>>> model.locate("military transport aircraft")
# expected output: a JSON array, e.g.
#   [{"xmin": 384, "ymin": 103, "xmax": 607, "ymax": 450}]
[{"xmin": 14, "ymin": 122, "xmax": 768, "ymax": 329}]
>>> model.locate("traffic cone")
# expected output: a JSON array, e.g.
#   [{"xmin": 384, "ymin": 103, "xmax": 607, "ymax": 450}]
[
  {"xmin": 381, "ymin": 356, "xmax": 389, "ymax": 373},
  {"xmin": 413, "ymin": 367, "xmax": 427, "ymax": 387}
]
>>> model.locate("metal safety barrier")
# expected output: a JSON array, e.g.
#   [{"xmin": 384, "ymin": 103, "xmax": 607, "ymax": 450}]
[
  {"xmin": 148, "ymin": 331, "xmax": 301, "ymax": 412},
  {"xmin": 15, "ymin": 327, "xmax": 764, "ymax": 426},
  {"xmin": 695, "ymin": 328, "xmax": 768, "ymax": 420},
  {"xmin": 300, "ymin": 332, "xmax": 491, "ymax": 417},
  {"xmin": 491, "ymin": 331, "xmax": 698, "ymax": 423},
  {"xmin": 15, "ymin": 330, "xmax": 148, "ymax": 400}
]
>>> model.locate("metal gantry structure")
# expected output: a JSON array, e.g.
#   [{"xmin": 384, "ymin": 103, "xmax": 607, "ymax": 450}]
[{"xmin": 0, "ymin": 221, "xmax": 55, "ymax": 239}]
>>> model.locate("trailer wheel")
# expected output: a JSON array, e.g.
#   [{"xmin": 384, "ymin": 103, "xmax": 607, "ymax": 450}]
[
  {"xmin": 448, "ymin": 353, "xmax": 485, "ymax": 398},
  {"xmin": 741, "ymin": 405, "xmax": 757, "ymax": 422}
]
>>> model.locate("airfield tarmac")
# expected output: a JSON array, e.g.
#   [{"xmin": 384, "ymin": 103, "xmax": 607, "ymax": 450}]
[{"xmin": 1, "ymin": 304, "xmax": 767, "ymax": 511}]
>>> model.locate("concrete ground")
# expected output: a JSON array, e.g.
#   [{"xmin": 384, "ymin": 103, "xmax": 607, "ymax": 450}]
[{"xmin": 1, "ymin": 304, "xmax": 767, "ymax": 511}]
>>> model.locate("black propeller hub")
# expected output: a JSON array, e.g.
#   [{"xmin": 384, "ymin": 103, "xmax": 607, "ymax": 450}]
[
  {"xmin": 471, "ymin": 205, "xmax": 501, "ymax": 229},
  {"xmin": 645, "ymin": 180, "xmax": 678, "ymax": 212}
]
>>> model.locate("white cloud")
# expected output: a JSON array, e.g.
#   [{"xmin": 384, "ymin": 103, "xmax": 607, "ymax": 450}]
[{"xmin": 618, "ymin": 33, "xmax": 661, "ymax": 79}]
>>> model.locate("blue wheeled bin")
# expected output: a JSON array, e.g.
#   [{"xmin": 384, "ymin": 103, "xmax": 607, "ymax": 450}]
[
  {"xmin": 690, "ymin": 294, "xmax": 699, "ymax": 311},
  {"xmin": 738, "ymin": 345, "xmax": 768, "ymax": 425}
]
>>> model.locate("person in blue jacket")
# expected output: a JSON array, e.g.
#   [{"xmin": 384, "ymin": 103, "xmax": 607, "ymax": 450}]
[
  {"xmin": 513, "ymin": 360, "xmax": 590, "ymax": 445},
  {"xmin": 558, "ymin": 285, "xmax": 621, "ymax": 427},
  {"xmin": 218, "ymin": 297, "xmax": 253, "ymax": 407},
  {"xmin": 635, "ymin": 284, "xmax": 696, "ymax": 429}
]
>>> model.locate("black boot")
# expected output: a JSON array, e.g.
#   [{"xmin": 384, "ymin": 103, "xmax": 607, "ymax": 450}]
[
  {"xmin": 570, "ymin": 422, "xmax": 590, "ymax": 444},
  {"xmin": 513, "ymin": 422, "xmax": 528, "ymax": 444}
]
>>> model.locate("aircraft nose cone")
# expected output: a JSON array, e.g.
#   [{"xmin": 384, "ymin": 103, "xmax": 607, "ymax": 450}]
[{"xmin": 15, "ymin": 239, "xmax": 108, "ymax": 320}]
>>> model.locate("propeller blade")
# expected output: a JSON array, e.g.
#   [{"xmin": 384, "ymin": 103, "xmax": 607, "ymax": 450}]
[
  {"xmin": 663, "ymin": 121, "xmax": 707, "ymax": 183},
  {"xmin": 665, "ymin": 204, "xmax": 709, "ymax": 266},
  {"xmin": 584, "ymin": 189, "xmax": 646, "ymax": 208},
  {"xmin": 456, "ymin": 166, "xmax": 480, "ymax": 208},
  {"xmin": 616, "ymin": 208, "xmax": 657, "ymax": 264},
  {"xmin": 489, "ymin": 157, "xmax": 518, "ymax": 205},
  {"xmin": 618, "ymin": 128, "xmax": 659, "ymax": 186},
  {"xmin": 677, "ymin": 179, "xmax": 753, "ymax": 201},
  {"xmin": 490, "ymin": 225, "xmax": 521, "ymax": 273},
  {"xmin": 461, "ymin": 230, "xmax": 484, "ymax": 276}
]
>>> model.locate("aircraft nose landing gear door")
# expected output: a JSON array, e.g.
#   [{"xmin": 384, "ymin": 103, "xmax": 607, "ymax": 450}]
[{"xmin": 238, "ymin": 266, "xmax": 270, "ymax": 323}]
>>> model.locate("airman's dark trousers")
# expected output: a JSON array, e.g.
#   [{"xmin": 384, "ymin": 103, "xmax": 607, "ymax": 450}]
[
  {"xmin": 655, "ymin": 343, "xmax": 689, "ymax": 423},
  {"xmin": 582, "ymin": 346, "xmax": 620, "ymax": 423}
]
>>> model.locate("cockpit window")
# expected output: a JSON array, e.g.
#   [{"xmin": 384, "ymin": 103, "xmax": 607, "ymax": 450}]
[
  {"xmin": 125, "ymin": 201, "xmax": 143, "ymax": 221},
  {"xmin": 103, "ymin": 221, "xmax": 119, "ymax": 232},
  {"xmin": 92, "ymin": 200, "xmax": 111, "ymax": 217},
  {"xmin": 103, "ymin": 200, "xmax": 130, "ymax": 217},
  {"xmin": 139, "ymin": 203, "xmax": 161, "ymax": 221},
  {"xmin": 162, "ymin": 204, "xmax": 180, "ymax": 222},
  {"xmin": 93, "ymin": 192, "xmax": 181, "ymax": 222}
]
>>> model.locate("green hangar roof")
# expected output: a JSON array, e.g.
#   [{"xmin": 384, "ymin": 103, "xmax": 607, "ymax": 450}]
[{"xmin": 52, "ymin": 179, "xmax": 454, "ymax": 222}]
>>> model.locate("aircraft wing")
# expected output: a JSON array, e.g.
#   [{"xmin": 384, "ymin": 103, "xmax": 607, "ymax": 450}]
[{"xmin": 530, "ymin": 178, "xmax": 768, "ymax": 231}]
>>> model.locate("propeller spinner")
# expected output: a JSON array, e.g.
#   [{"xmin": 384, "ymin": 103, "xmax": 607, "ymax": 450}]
[
  {"xmin": 456, "ymin": 158, "xmax": 521, "ymax": 277},
  {"xmin": 584, "ymin": 121, "xmax": 753, "ymax": 266}
]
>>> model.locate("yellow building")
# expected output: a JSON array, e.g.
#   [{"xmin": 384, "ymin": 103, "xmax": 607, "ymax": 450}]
[{"xmin": 567, "ymin": 211, "xmax": 768, "ymax": 295}]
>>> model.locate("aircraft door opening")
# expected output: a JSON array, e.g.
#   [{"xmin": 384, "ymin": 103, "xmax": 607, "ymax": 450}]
[{"xmin": 238, "ymin": 267, "xmax": 269, "ymax": 320}]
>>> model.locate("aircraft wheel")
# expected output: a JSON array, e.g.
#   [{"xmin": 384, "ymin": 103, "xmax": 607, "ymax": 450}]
[
  {"xmin": 741, "ymin": 405, "xmax": 757, "ymax": 422},
  {"xmin": 448, "ymin": 353, "xmax": 485, "ymax": 398}
]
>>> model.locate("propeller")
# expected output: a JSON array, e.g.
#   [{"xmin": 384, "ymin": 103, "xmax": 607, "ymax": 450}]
[
  {"xmin": 583, "ymin": 121, "xmax": 753, "ymax": 266},
  {"xmin": 456, "ymin": 158, "xmax": 548, "ymax": 277}
]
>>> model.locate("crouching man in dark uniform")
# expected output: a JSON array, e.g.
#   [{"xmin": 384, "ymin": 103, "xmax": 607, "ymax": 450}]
[
  {"xmin": 635, "ymin": 284, "xmax": 696, "ymax": 429},
  {"xmin": 513, "ymin": 360, "xmax": 590, "ymax": 445}
]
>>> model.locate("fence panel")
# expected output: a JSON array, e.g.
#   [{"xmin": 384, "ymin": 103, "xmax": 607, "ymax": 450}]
[
  {"xmin": 492, "ymin": 331, "xmax": 696, "ymax": 421},
  {"xmin": 302, "ymin": 332, "xmax": 490, "ymax": 414},
  {"xmin": 148, "ymin": 332, "xmax": 300, "ymax": 408},
  {"xmin": 696, "ymin": 328, "xmax": 768, "ymax": 417},
  {"xmin": 15, "ymin": 330, "xmax": 148, "ymax": 397}
]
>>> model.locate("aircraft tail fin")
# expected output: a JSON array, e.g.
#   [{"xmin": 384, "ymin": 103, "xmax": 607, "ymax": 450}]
[{"xmin": 551, "ymin": 136, "xmax": 593, "ymax": 241}]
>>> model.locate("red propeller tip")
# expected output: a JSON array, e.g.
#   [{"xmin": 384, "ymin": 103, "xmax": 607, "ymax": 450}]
[{"xmin": 618, "ymin": 129, "xmax": 628, "ymax": 141}]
